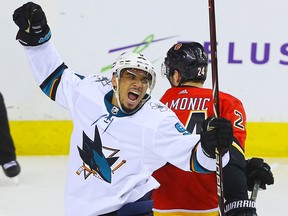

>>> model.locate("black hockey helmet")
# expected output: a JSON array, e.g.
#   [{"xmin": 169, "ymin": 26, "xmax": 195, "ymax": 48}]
[{"xmin": 162, "ymin": 42, "xmax": 208, "ymax": 85}]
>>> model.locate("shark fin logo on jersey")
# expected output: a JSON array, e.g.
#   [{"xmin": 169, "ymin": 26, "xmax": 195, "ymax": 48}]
[
  {"xmin": 94, "ymin": 75, "xmax": 111, "ymax": 86},
  {"xmin": 150, "ymin": 102, "xmax": 168, "ymax": 112},
  {"xmin": 76, "ymin": 125, "xmax": 125, "ymax": 183}
]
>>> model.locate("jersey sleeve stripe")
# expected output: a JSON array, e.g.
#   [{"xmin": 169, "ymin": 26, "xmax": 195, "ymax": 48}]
[
  {"xmin": 190, "ymin": 143, "xmax": 211, "ymax": 173},
  {"xmin": 40, "ymin": 63, "xmax": 67, "ymax": 100}
]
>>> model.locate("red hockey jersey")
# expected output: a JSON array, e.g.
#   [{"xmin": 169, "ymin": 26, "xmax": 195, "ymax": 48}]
[{"xmin": 153, "ymin": 86, "xmax": 247, "ymax": 215}]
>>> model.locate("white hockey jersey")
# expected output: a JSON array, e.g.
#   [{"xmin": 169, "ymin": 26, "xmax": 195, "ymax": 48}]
[{"xmin": 23, "ymin": 42, "xmax": 229, "ymax": 215}]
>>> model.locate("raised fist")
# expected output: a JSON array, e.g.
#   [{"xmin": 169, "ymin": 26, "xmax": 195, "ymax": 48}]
[{"xmin": 13, "ymin": 2, "xmax": 51, "ymax": 46}]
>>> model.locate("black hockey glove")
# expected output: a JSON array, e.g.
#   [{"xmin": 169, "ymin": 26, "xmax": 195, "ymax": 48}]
[
  {"xmin": 224, "ymin": 199, "xmax": 257, "ymax": 216},
  {"xmin": 246, "ymin": 157, "xmax": 274, "ymax": 191},
  {"xmin": 13, "ymin": 2, "xmax": 51, "ymax": 46},
  {"xmin": 200, "ymin": 117, "xmax": 233, "ymax": 159}
]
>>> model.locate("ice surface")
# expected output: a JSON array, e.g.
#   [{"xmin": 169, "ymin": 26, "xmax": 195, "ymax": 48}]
[
  {"xmin": 0, "ymin": 157, "xmax": 287, "ymax": 216},
  {"xmin": 0, "ymin": 156, "xmax": 67, "ymax": 216}
]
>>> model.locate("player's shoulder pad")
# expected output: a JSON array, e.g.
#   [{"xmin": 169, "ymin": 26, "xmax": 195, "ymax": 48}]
[
  {"xmin": 73, "ymin": 74, "xmax": 112, "ymax": 96},
  {"xmin": 84, "ymin": 74, "xmax": 112, "ymax": 86},
  {"xmin": 219, "ymin": 91, "xmax": 243, "ymax": 106}
]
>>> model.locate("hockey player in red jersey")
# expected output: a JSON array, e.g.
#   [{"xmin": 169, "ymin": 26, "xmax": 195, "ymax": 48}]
[{"xmin": 152, "ymin": 42, "xmax": 274, "ymax": 216}]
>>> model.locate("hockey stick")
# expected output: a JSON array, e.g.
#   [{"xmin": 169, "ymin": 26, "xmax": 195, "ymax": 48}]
[
  {"xmin": 250, "ymin": 179, "xmax": 261, "ymax": 201},
  {"xmin": 208, "ymin": 0, "xmax": 225, "ymax": 215}
]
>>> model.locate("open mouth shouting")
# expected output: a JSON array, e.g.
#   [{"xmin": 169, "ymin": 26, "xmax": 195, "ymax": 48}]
[
  {"xmin": 112, "ymin": 67, "xmax": 152, "ymax": 114},
  {"xmin": 128, "ymin": 90, "xmax": 140, "ymax": 103}
]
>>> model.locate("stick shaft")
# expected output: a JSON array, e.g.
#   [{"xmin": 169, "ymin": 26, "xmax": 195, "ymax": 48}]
[
  {"xmin": 208, "ymin": 0, "xmax": 220, "ymax": 117},
  {"xmin": 251, "ymin": 179, "xmax": 261, "ymax": 201},
  {"xmin": 208, "ymin": 0, "xmax": 224, "ymax": 215},
  {"xmin": 215, "ymin": 147, "xmax": 224, "ymax": 215}
]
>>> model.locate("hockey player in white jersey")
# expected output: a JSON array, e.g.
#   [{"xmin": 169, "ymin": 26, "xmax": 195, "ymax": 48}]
[{"xmin": 13, "ymin": 2, "xmax": 234, "ymax": 215}]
